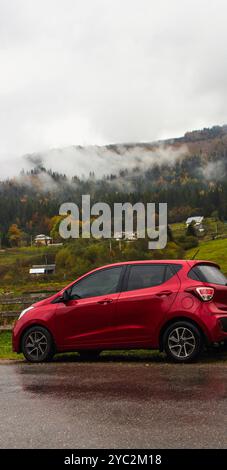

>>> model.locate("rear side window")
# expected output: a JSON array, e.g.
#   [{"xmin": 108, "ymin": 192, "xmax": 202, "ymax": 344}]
[
  {"xmin": 188, "ymin": 264, "xmax": 227, "ymax": 286},
  {"xmin": 126, "ymin": 264, "xmax": 181, "ymax": 291}
]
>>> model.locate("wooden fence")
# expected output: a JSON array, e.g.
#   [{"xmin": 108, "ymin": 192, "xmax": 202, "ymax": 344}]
[{"xmin": 0, "ymin": 291, "xmax": 56, "ymax": 330}]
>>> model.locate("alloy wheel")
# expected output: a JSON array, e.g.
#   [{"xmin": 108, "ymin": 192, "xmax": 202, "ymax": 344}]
[
  {"xmin": 168, "ymin": 327, "xmax": 196, "ymax": 359},
  {"xmin": 24, "ymin": 331, "xmax": 48, "ymax": 360}
]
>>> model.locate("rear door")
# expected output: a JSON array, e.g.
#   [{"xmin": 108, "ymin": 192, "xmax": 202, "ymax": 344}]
[{"xmin": 114, "ymin": 263, "xmax": 181, "ymax": 347}]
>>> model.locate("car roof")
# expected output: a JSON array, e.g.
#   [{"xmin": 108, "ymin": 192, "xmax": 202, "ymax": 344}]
[
  {"xmin": 64, "ymin": 259, "xmax": 221, "ymax": 292},
  {"xmin": 185, "ymin": 259, "xmax": 220, "ymax": 269},
  {"xmin": 87, "ymin": 259, "xmax": 220, "ymax": 271}
]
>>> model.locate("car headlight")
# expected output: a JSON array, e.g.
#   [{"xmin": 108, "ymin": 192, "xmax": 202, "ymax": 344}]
[{"xmin": 18, "ymin": 306, "xmax": 34, "ymax": 320}]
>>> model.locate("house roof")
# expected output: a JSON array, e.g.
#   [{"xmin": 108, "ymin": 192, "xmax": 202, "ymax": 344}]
[
  {"xmin": 186, "ymin": 216, "xmax": 204, "ymax": 224},
  {"xmin": 32, "ymin": 264, "xmax": 56, "ymax": 269},
  {"xmin": 29, "ymin": 264, "xmax": 56, "ymax": 274},
  {"xmin": 34, "ymin": 234, "xmax": 52, "ymax": 240}
]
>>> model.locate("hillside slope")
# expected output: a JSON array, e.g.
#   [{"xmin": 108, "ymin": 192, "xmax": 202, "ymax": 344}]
[{"xmin": 1, "ymin": 124, "xmax": 227, "ymax": 241}]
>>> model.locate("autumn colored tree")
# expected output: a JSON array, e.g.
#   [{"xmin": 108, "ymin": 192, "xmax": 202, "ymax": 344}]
[{"xmin": 7, "ymin": 224, "xmax": 24, "ymax": 247}]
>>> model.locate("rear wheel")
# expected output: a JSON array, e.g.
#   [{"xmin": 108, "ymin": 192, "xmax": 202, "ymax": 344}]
[
  {"xmin": 163, "ymin": 321, "xmax": 203, "ymax": 363},
  {"xmin": 79, "ymin": 350, "xmax": 101, "ymax": 361},
  {"xmin": 21, "ymin": 326, "xmax": 55, "ymax": 363}
]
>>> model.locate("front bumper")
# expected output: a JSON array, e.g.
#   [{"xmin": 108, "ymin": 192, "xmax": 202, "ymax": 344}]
[{"xmin": 12, "ymin": 320, "xmax": 22, "ymax": 353}]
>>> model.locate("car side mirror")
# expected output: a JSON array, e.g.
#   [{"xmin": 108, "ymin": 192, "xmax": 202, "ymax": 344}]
[
  {"xmin": 62, "ymin": 290, "xmax": 71, "ymax": 302},
  {"xmin": 52, "ymin": 290, "xmax": 71, "ymax": 304},
  {"xmin": 56, "ymin": 290, "xmax": 71, "ymax": 303}
]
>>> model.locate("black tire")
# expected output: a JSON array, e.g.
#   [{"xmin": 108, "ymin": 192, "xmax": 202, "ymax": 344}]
[
  {"xmin": 163, "ymin": 321, "xmax": 203, "ymax": 363},
  {"xmin": 79, "ymin": 350, "xmax": 101, "ymax": 361},
  {"xmin": 21, "ymin": 326, "xmax": 55, "ymax": 363}
]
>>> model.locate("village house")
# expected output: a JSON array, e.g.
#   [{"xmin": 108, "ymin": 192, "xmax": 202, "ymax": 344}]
[
  {"xmin": 186, "ymin": 216, "xmax": 204, "ymax": 232},
  {"xmin": 34, "ymin": 234, "xmax": 53, "ymax": 246}
]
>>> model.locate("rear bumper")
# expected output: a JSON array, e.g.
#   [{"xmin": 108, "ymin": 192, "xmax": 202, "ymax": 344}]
[
  {"xmin": 208, "ymin": 315, "xmax": 227, "ymax": 343},
  {"xmin": 218, "ymin": 317, "xmax": 227, "ymax": 334}
]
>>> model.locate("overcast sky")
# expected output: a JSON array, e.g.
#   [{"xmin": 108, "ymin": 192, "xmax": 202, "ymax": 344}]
[{"xmin": 1, "ymin": 0, "xmax": 227, "ymax": 177}]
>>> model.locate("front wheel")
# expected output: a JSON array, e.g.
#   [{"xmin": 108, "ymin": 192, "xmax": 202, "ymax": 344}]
[
  {"xmin": 163, "ymin": 321, "xmax": 203, "ymax": 363},
  {"xmin": 21, "ymin": 326, "xmax": 55, "ymax": 363}
]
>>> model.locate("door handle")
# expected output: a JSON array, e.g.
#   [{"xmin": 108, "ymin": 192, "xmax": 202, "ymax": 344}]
[
  {"xmin": 156, "ymin": 290, "xmax": 173, "ymax": 297},
  {"xmin": 97, "ymin": 298, "xmax": 113, "ymax": 305}
]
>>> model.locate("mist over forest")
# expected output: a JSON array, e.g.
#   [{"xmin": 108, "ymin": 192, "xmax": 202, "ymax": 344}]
[{"xmin": 1, "ymin": 125, "xmax": 227, "ymax": 245}]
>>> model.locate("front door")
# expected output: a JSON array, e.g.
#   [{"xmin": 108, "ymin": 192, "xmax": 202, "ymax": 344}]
[{"xmin": 55, "ymin": 265, "xmax": 124, "ymax": 349}]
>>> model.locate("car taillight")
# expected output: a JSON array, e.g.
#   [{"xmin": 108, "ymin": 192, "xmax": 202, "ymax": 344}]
[{"xmin": 196, "ymin": 287, "xmax": 214, "ymax": 301}]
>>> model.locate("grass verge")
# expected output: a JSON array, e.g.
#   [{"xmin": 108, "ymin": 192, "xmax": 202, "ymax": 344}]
[
  {"xmin": 186, "ymin": 237, "xmax": 227, "ymax": 273},
  {"xmin": 0, "ymin": 331, "xmax": 23, "ymax": 359},
  {"xmin": 1, "ymin": 330, "xmax": 227, "ymax": 363},
  {"xmin": 0, "ymin": 331, "xmax": 163, "ymax": 361}
]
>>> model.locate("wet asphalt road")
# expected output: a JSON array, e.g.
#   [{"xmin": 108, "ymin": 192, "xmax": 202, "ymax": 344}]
[{"xmin": 0, "ymin": 356, "xmax": 227, "ymax": 449}]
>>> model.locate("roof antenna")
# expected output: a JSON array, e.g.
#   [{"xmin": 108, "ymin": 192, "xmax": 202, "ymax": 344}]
[{"xmin": 192, "ymin": 248, "xmax": 200, "ymax": 260}]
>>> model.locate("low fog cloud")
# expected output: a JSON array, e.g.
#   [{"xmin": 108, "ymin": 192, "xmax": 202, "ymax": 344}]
[
  {"xmin": 22, "ymin": 143, "xmax": 188, "ymax": 179},
  {"xmin": 200, "ymin": 160, "xmax": 226, "ymax": 181},
  {"xmin": 1, "ymin": 0, "xmax": 227, "ymax": 178}
]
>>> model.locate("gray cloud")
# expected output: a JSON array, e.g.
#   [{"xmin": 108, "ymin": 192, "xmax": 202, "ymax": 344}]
[
  {"xmin": 22, "ymin": 143, "xmax": 188, "ymax": 179},
  {"xmin": 0, "ymin": 0, "xmax": 227, "ymax": 178}
]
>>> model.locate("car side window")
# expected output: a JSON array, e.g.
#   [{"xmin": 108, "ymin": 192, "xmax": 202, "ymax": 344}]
[
  {"xmin": 165, "ymin": 264, "xmax": 182, "ymax": 280},
  {"xmin": 188, "ymin": 264, "xmax": 227, "ymax": 285},
  {"xmin": 70, "ymin": 266, "xmax": 123, "ymax": 299},
  {"xmin": 126, "ymin": 264, "xmax": 167, "ymax": 291}
]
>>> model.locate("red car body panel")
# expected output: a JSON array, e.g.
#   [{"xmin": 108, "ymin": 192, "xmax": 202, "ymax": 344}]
[
  {"xmin": 112, "ymin": 272, "xmax": 181, "ymax": 348},
  {"xmin": 54, "ymin": 292, "xmax": 121, "ymax": 349},
  {"xmin": 12, "ymin": 259, "xmax": 227, "ymax": 353}
]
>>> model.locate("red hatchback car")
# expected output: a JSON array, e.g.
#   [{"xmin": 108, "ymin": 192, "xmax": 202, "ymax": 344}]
[{"xmin": 13, "ymin": 260, "xmax": 227, "ymax": 363}]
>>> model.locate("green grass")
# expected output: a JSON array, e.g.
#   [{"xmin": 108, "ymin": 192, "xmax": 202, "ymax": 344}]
[
  {"xmin": 1, "ymin": 330, "xmax": 227, "ymax": 362},
  {"xmin": 1, "ymin": 218, "xmax": 227, "ymax": 296},
  {"xmin": 0, "ymin": 331, "xmax": 22, "ymax": 359},
  {"xmin": 0, "ymin": 245, "xmax": 60, "ymax": 265},
  {"xmin": 0, "ymin": 244, "xmax": 67, "ymax": 295},
  {"xmin": 167, "ymin": 218, "xmax": 227, "ymax": 274},
  {"xmin": 170, "ymin": 221, "xmax": 185, "ymax": 238},
  {"xmin": 1, "ymin": 225, "xmax": 227, "ymax": 359},
  {"xmin": 186, "ymin": 237, "xmax": 227, "ymax": 274},
  {"xmin": 171, "ymin": 217, "xmax": 227, "ymax": 241}
]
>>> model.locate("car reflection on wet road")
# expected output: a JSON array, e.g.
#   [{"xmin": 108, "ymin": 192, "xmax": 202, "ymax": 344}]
[{"xmin": 0, "ymin": 357, "xmax": 227, "ymax": 448}]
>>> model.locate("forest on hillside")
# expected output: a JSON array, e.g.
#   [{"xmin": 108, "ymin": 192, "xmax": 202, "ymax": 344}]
[{"xmin": 1, "ymin": 125, "xmax": 227, "ymax": 247}]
